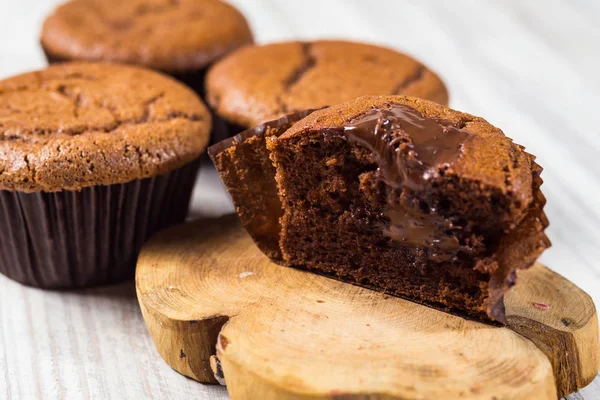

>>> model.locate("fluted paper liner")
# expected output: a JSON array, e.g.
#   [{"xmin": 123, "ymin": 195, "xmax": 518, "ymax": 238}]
[{"xmin": 0, "ymin": 159, "xmax": 200, "ymax": 288}]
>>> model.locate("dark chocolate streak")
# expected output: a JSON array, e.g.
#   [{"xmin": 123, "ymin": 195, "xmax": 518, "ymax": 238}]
[{"xmin": 344, "ymin": 104, "xmax": 471, "ymax": 251}]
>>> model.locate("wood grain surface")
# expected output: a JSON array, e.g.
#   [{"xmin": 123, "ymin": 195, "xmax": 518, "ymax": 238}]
[
  {"xmin": 136, "ymin": 215, "xmax": 598, "ymax": 400},
  {"xmin": 0, "ymin": 0, "xmax": 599, "ymax": 399}
]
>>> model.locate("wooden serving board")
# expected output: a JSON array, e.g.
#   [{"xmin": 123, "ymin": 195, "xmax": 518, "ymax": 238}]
[{"xmin": 136, "ymin": 215, "xmax": 599, "ymax": 400}]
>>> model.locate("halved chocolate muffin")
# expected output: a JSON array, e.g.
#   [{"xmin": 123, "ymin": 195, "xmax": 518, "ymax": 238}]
[{"xmin": 210, "ymin": 96, "xmax": 550, "ymax": 323}]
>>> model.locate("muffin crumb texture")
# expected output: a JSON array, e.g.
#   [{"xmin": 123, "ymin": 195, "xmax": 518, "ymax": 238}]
[{"xmin": 209, "ymin": 109, "xmax": 316, "ymax": 259}]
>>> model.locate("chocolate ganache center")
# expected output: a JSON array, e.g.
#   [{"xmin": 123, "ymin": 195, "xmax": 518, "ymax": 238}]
[{"xmin": 343, "ymin": 104, "xmax": 471, "ymax": 253}]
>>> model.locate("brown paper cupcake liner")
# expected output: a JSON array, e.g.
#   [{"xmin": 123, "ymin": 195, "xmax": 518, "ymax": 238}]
[
  {"xmin": 0, "ymin": 159, "xmax": 200, "ymax": 289},
  {"xmin": 208, "ymin": 109, "xmax": 317, "ymax": 260}
]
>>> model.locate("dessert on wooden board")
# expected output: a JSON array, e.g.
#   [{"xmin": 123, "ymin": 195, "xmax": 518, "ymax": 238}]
[
  {"xmin": 136, "ymin": 216, "xmax": 598, "ymax": 399},
  {"xmin": 0, "ymin": 62, "xmax": 211, "ymax": 288},
  {"xmin": 205, "ymin": 40, "xmax": 448, "ymax": 141},
  {"xmin": 40, "ymin": 0, "xmax": 254, "ymax": 97},
  {"xmin": 210, "ymin": 95, "xmax": 550, "ymax": 323}
]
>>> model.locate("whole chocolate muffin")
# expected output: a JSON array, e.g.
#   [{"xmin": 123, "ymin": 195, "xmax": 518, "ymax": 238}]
[
  {"xmin": 210, "ymin": 96, "xmax": 550, "ymax": 323},
  {"xmin": 0, "ymin": 62, "xmax": 211, "ymax": 288},
  {"xmin": 206, "ymin": 40, "xmax": 448, "ymax": 140},
  {"xmin": 40, "ymin": 0, "xmax": 254, "ymax": 96}
]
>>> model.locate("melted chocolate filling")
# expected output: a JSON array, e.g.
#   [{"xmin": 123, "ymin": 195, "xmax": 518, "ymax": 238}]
[{"xmin": 344, "ymin": 104, "xmax": 471, "ymax": 253}]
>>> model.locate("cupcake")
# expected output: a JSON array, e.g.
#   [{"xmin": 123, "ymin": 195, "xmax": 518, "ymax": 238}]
[
  {"xmin": 0, "ymin": 62, "xmax": 211, "ymax": 288},
  {"xmin": 40, "ymin": 0, "xmax": 254, "ymax": 96},
  {"xmin": 210, "ymin": 95, "xmax": 550, "ymax": 322},
  {"xmin": 205, "ymin": 40, "xmax": 449, "ymax": 141}
]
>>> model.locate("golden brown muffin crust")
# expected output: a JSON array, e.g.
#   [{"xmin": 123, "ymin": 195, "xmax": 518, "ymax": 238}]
[
  {"xmin": 41, "ymin": 0, "xmax": 254, "ymax": 72},
  {"xmin": 280, "ymin": 95, "xmax": 533, "ymax": 211},
  {"xmin": 0, "ymin": 62, "xmax": 211, "ymax": 192},
  {"xmin": 206, "ymin": 40, "xmax": 449, "ymax": 128}
]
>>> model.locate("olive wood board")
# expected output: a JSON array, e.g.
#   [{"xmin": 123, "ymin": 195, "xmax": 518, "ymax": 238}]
[{"xmin": 136, "ymin": 215, "xmax": 599, "ymax": 400}]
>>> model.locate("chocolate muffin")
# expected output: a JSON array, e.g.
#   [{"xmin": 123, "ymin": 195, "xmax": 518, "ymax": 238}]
[
  {"xmin": 0, "ymin": 62, "xmax": 211, "ymax": 288},
  {"xmin": 210, "ymin": 96, "xmax": 550, "ymax": 323},
  {"xmin": 206, "ymin": 40, "xmax": 448, "ymax": 140},
  {"xmin": 40, "ymin": 0, "xmax": 254, "ymax": 96}
]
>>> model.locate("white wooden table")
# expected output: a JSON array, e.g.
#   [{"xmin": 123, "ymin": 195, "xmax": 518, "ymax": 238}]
[{"xmin": 1, "ymin": 0, "xmax": 599, "ymax": 399}]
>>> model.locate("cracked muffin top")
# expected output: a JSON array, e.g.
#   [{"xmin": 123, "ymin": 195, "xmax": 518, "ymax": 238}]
[
  {"xmin": 206, "ymin": 40, "xmax": 448, "ymax": 128},
  {"xmin": 0, "ymin": 62, "xmax": 211, "ymax": 192},
  {"xmin": 41, "ymin": 0, "xmax": 254, "ymax": 72}
]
